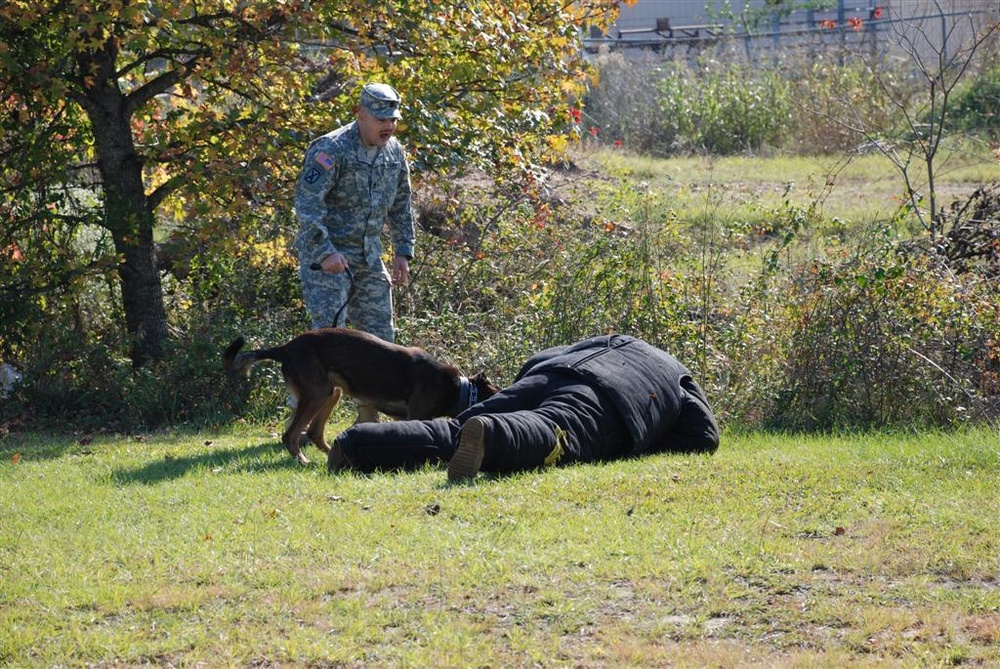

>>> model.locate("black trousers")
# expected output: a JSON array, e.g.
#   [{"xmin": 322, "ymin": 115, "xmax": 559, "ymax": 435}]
[{"xmin": 336, "ymin": 372, "xmax": 631, "ymax": 474}]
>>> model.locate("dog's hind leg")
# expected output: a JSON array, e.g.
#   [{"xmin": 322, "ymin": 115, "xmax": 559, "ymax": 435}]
[
  {"xmin": 282, "ymin": 400, "xmax": 320, "ymax": 465},
  {"xmin": 306, "ymin": 387, "xmax": 342, "ymax": 453},
  {"xmin": 282, "ymin": 387, "xmax": 310, "ymax": 449}
]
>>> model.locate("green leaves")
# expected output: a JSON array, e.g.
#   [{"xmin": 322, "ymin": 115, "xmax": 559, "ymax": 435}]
[
  {"xmin": 4, "ymin": 0, "xmax": 624, "ymax": 229},
  {"xmin": 1, "ymin": 0, "xmax": 626, "ymax": 366}
]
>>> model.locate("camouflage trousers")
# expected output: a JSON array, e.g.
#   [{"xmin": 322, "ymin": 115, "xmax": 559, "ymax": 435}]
[{"xmin": 299, "ymin": 257, "xmax": 395, "ymax": 343}]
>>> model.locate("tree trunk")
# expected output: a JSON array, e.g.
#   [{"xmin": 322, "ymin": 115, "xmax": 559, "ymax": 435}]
[
  {"xmin": 109, "ymin": 193, "xmax": 170, "ymax": 368},
  {"xmin": 78, "ymin": 46, "xmax": 170, "ymax": 367}
]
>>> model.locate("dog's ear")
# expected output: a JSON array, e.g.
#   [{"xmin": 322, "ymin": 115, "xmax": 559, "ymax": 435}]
[{"xmin": 471, "ymin": 372, "xmax": 500, "ymax": 399}]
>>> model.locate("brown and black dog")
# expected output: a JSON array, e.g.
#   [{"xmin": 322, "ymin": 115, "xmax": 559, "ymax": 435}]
[{"xmin": 224, "ymin": 328, "xmax": 499, "ymax": 464}]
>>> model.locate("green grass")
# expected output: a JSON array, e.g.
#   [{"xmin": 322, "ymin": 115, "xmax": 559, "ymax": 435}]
[
  {"xmin": 589, "ymin": 147, "xmax": 999, "ymax": 226},
  {"xmin": 2, "ymin": 425, "xmax": 999, "ymax": 666}
]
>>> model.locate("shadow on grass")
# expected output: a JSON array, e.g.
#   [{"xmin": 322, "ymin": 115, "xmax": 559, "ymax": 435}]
[{"xmin": 111, "ymin": 441, "xmax": 304, "ymax": 485}]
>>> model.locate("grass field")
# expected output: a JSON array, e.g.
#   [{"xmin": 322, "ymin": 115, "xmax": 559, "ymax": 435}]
[
  {"xmin": 2, "ymin": 425, "xmax": 998, "ymax": 667},
  {"xmin": 587, "ymin": 147, "xmax": 999, "ymax": 227}
]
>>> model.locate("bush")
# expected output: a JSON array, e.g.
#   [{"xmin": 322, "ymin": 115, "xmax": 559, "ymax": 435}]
[
  {"xmin": 949, "ymin": 64, "xmax": 1000, "ymax": 137},
  {"xmin": 1, "ymin": 233, "xmax": 309, "ymax": 433},
  {"xmin": 400, "ymin": 172, "xmax": 724, "ymax": 385},
  {"xmin": 763, "ymin": 239, "xmax": 998, "ymax": 430},
  {"xmin": 587, "ymin": 53, "xmax": 795, "ymax": 156},
  {"xmin": 787, "ymin": 55, "xmax": 910, "ymax": 154},
  {"xmin": 7, "ymin": 161, "xmax": 999, "ymax": 435}
]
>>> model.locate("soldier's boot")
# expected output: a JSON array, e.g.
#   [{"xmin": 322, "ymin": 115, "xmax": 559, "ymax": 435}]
[{"xmin": 448, "ymin": 416, "xmax": 489, "ymax": 482}]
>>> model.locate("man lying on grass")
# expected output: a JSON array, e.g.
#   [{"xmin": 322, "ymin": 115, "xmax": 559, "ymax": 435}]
[{"xmin": 329, "ymin": 334, "xmax": 719, "ymax": 481}]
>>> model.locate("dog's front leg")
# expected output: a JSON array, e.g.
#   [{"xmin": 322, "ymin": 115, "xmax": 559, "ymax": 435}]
[{"xmin": 282, "ymin": 437, "xmax": 310, "ymax": 465}]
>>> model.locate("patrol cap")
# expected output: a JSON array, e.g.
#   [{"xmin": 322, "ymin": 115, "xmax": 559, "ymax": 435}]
[{"xmin": 360, "ymin": 83, "xmax": 403, "ymax": 120}]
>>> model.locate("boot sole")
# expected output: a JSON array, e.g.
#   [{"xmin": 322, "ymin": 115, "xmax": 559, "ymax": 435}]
[{"xmin": 448, "ymin": 416, "xmax": 486, "ymax": 482}]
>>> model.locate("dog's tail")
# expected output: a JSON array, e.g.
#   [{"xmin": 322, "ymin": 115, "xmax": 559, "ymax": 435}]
[{"xmin": 223, "ymin": 336, "xmax": 264, "ymax": 379}]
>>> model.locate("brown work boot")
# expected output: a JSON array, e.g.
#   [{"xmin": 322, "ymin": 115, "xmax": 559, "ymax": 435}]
[{"xmin": 448, "ymin": 416, "xmax": 487, "ymax": 482}]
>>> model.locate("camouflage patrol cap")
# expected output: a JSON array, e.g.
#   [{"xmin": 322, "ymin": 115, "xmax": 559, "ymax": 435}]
[{"xmin": 360, "ymin": 83, "xmax": 403, "ymax": 120}]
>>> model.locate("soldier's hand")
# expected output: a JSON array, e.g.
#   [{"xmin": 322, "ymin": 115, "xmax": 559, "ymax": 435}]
[
  {"xmin": 392, "ymin": 255, "xmax": 410, "ymax": 286},
  {"xmin": 319, "ymin": 253, "xmax": 349, "ymax": 273}
]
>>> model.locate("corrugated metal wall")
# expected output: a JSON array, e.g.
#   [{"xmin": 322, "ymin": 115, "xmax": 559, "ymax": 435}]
[
  {"xmin": 612, "ymin": 0, "xmax": 997, "ymax": 31},
  {"xmin": 595, "ymin": 0, "xmax": 997, "ymax": 57},
  {"xmin": 613, "ymin": 1, "xmax": 709, "ymax": 30}
]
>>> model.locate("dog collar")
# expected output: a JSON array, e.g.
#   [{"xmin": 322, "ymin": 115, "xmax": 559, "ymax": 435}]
[{"xmin": 457, "ymin": 375, "xmax": 479, "ymax": 412}]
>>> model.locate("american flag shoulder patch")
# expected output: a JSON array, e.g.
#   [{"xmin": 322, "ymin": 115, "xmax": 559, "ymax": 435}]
[{"xmin": 315, "ymin": 152, "xmax": 335, "ymax": 170}]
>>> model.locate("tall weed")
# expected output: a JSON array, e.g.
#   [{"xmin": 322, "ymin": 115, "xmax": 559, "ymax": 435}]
[
  {"xmin": 585, "ymin": 52, "xmax": 679, "ymax": 155},
  {"xmin": 658, "ymin": 61, "xmax": 792, "ymax": 154},
  {"xmin": 587, "ymin": 49, "xmax": 915, "ymax": 156},
  {"xmin": 786, "ymin": 54, "xmax": 911, "ymax": 154}
]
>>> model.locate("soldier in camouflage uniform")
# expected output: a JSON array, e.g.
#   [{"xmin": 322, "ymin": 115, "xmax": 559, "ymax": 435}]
[
  {"xmin": 294, "ymin": 82, "xmax": 415, "ymax": 341},
  {"xmin": 294, "ymin": 82, "xmax": 416, "ymax": 422}
]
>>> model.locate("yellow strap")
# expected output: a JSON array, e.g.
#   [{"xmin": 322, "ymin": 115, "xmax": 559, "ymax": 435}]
[{"xmin": 544, "ymin": 427, "xmax": 567, "ymax": 467}]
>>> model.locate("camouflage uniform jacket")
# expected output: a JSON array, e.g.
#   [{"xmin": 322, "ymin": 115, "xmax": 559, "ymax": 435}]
[{"xmin": 294, "ymin": 121, "xmax": 415, "ymax": 268}]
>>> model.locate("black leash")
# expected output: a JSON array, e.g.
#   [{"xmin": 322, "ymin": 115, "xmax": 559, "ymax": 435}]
[{"xmin": 310, "ymin": 262, "xmax": 355, "ymax": 328}]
